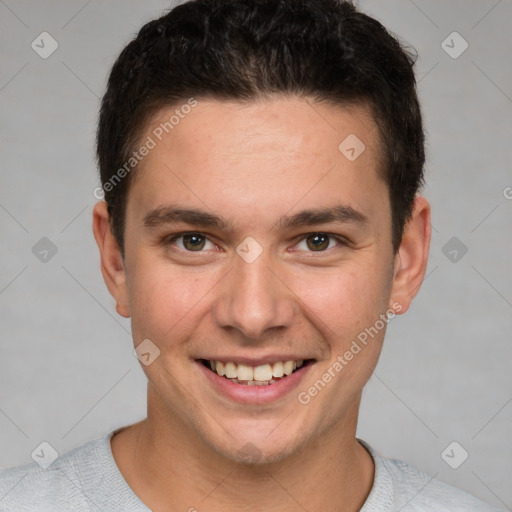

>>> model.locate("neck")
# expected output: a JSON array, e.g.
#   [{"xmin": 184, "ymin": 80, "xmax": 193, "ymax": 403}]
[{"xmin": 111, "ymin": 388, "xmax": 375, "ymax": 512}]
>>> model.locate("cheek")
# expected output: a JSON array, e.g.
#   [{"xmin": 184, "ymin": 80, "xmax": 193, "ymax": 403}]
[
  {"xmin": 292, "ymin": 260, "xmax": 392, "ymax": 338},
  {"xmin": 126, "ymin": 256, "xmax": 211, "ymax": 345},
  {"xmin": 295, "ymin": 264, "xmax": 392, "ymax": 411}
]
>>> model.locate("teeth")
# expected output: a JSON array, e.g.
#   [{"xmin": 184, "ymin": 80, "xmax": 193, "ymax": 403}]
[
  {"xmin": 228, "ymin": 379, "xmax": 276, "ymax": 386},
  {"xmin": 254, "ymin": 364, "xmax": 272, "ymax": 381},
  {"xmin": 253, "ymin": 380, "xmax": 269, "ymax": 386},
  {"xmin": 237, "ymin": 364, "xmax": 254, "ymax": 381},
  {"xmin": 215, "ymin": 361, "xmax": 225, "ymax": 377},
  {"xmin": 224, "ymin": 362, "xmax": 237, "ymax": 378},
  {"xmin": 272, "ymin": 361, "xmax": 284, "ymax": 378},
  {"xmin": 283, "ymin": 361, "xmax": 294, "ymax": 375},
  {"xmin": 207, "ymin": 359, "xmax": 306, "ymax": 381}
]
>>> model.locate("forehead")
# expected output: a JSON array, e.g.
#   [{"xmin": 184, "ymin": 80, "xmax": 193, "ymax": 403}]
[
  {"xmin": 143, "ymin": 95, "xmax": 381, "ymax": 162},
  {"xmin": 126, "ymin": 96, "xmax": 386, "ymax": 229}
]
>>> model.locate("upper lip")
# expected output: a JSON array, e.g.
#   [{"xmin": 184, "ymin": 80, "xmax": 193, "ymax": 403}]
[{"xmin": 197, "ymin": 355, "xmax": 313, "ymax": 366}]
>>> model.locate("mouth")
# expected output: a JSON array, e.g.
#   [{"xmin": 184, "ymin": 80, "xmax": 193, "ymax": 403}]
[{"xmin": 199, "ymin": 358, "xmax": 314, "ymax": 386}]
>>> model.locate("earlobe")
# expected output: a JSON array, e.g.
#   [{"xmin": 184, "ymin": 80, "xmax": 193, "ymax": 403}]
[
  {"xmin": 92, "ymin": 201, "xmax": 131, "ymax": 318},
  {"xmin": 389, "ymin": 196, "xmax": 431, "ymax": 314}
]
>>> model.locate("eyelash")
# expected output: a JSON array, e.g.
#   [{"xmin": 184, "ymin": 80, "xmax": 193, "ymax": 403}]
[{"xmin": 164, "ymin": 231, "xmax": 348, "ymax": 254}]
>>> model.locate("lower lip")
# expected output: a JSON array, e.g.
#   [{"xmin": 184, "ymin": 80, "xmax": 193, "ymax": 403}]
[{"xmin": 196, "ymin": 360, "xmax": 313, "ymax": 404}]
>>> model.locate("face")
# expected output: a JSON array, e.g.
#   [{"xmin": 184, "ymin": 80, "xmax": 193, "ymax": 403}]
[{"xmin": 95, "ymin": 96, "xmax": 425, "ymax": 464}]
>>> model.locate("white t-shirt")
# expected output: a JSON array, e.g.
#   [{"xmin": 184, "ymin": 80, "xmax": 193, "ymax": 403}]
[{"xmin": 0, "ymin": 428, "xmax": 502, "ymax": 511}]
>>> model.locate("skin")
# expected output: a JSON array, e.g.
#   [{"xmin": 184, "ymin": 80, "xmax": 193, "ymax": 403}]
[{"xmin": 92, "ymin": 96, "xmax": 431, "ymax": 511}]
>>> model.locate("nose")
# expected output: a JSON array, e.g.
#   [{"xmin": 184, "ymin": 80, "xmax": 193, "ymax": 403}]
[{"xmin": 212, "ymin": 252, "xmax": 295, "ymax": 340}]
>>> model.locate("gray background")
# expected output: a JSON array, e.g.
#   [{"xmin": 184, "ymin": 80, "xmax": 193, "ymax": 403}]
[{"xmin": 0, "ymin": 0, "xmax": 511, "ymax": 508}]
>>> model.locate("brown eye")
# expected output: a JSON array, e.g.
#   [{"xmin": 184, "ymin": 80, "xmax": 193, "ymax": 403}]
[
  {"xmin": 182, "ymin": 233, "xmax": 206, "ymax": 251},
  {"xmin": 305, "ymin": 233, "xmax": 330, "ymax": 251}
]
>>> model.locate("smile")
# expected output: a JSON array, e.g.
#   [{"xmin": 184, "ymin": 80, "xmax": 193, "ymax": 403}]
[
  {"xmin": 197, "ymin": 357, "xmax": 314, "ymax": 404},
  {"xmin": 201, "ymin": 359, "xmax": 306, "ymax": 386}
]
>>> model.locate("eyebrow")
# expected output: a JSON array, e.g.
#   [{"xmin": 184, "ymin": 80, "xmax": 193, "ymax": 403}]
[
  {"xmin": 143, "ymin": 203, "xmax": 368, "ymax": 231},
  {"xmin": 275, "ymin": 204, "xmax": 368, "ymax": 230},
  {"xmin": 143, "ymin": 205, "xmax": 233, "ymax": 230}
]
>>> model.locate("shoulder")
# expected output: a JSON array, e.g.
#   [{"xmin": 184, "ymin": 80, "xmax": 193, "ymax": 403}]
[
  {"xmin": 0, "ymin": 462, "xmax": 72, "ymax": 511},
  {"xmin": 0, "ymin": 435, "xmax": 110, "ymax": 512},
  {"xmin": 359, "ymin": 439, "xmax": 503, "ymax": 512},
  {"xmin": 0, "ymin": 430, "xmax": 148, "ymax": 512},
  {"xmin": 0, "ymin": 440, "xmax": 94, "ymax": 511},
  {"xmin": 381, "ymin": 456, "xmax": 502, "ymax": 511}
]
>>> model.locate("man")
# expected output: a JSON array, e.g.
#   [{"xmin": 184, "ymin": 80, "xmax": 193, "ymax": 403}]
[{"xmin": 0, "ymin": 0, "xmax": 502, "ymax": 510}]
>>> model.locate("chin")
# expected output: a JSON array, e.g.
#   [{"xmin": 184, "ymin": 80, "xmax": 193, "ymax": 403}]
[
  {"xmin": 204, "ymin": 426, "xmax": 310, "ymax": 466},
  {"xmin": 229, "ymin": 442, "xmax": 298, "ymax": 466}
]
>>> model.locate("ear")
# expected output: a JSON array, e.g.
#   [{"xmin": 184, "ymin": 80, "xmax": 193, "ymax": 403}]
[
  {"xmin": 389, "ymin": 196, "xmax": 431, "ymax": 314},
  {"xmin": 92, "ymin": 201, "xmax": 130, "ymax": 318}
]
